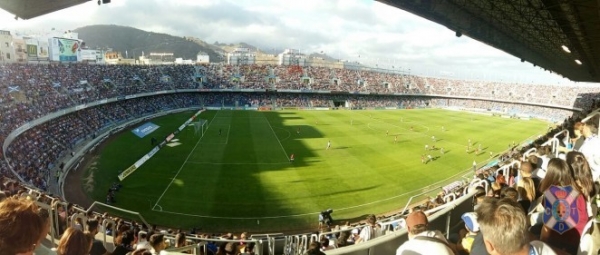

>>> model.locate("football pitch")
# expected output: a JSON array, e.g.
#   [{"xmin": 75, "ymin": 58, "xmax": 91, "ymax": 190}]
[{"xmin": 85, "ymin": 109, "xmax": 549, "ymax": 232}]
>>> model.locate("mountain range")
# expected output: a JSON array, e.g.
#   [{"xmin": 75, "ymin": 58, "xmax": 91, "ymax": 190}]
[
  {"xmin": 74, "ymin": 25, "xmax": 344, "ymax": 64},
  {"xmin": 74, "ymin": 25, "xmax": 223, "ymax": 61}
]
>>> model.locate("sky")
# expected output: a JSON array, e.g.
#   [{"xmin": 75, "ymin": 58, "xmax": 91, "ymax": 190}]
[{"xmin": 0, "ymin": 0, "xmax": 583, "ymax": 85}]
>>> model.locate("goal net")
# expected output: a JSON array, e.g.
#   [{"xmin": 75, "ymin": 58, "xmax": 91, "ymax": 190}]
[{"xmin": 193, "ymin": 119, "xmax": 209, "ymax": 137}]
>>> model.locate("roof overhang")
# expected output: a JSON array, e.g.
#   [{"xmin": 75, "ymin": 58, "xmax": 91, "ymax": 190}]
[
  {"xmin": 378, "ymin": 0, "xmax": 600, "ymax": 83},
  {"xmin": 0, "ymin": 0, "xmax": 90, "ymax": 20}
]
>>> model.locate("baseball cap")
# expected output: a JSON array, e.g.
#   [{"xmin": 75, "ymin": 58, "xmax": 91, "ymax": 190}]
[
  {"xmin": 461, "ymin": 212, "xmax": 479, "ymax": 232},
  {"xmin": 406, "ymin": 211, "xmax": 428, "ymax": 229}
]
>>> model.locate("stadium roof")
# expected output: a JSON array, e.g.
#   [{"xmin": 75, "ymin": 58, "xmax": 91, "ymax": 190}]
[
  {"xmin": 378, "ymin": 0, "xmax": 600, "ymax": 83},
  {"xmin": 0, "ymin": 0, "xmax": 90, "ymax": 20}
]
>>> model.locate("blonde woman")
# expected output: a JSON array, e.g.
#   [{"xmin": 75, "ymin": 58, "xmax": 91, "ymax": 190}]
[{"xmin": 516, "ymin": 177, "xmax": 536, "ymax": 212}]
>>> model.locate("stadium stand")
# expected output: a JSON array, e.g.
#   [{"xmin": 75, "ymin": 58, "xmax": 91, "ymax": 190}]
[{"xmin": 0, "ymin": 63, "xmax": 599, "ymax": 254}]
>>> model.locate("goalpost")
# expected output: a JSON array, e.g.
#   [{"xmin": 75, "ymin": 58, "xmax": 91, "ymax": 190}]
[{"xmin": 193, "ymin": 119, "xmax": 209, "ymax": 137}]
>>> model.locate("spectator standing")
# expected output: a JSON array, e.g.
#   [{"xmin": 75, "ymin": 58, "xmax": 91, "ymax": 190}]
[
  {"xmin": 578, "ymin": 123, "xmax": 600, "ymax": 181},
  {"xmin": 149, "ymin": 234, "xmax": 168, "ymax": 255},
  {"xmin": 539, "ymin": 158, "xmax": 588, "ymax": 254},
  {"xmin": 112, "ymin": 230, "xmax": 135, "ymax": 255},
  {"xmin": 355, "ymin": 214, "xmax": 381, "ymax": 244},
  {"xmin": 86, "ymin": 218, "xmax": 108, "ymax": 255},
  {"xmin": 566, "ymin": 151, "xmax": 599, "ymax": 217}
]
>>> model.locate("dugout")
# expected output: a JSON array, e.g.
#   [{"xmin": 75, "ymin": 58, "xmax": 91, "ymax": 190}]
[{"xmin": 332, "ymin": 100, "xmax": 347, "ymax": 107}]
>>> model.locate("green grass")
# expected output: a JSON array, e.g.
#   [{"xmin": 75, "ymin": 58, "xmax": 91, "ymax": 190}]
[{"xmin": 86, "ymin": 109, "xmax": 549, "ymax": 233}]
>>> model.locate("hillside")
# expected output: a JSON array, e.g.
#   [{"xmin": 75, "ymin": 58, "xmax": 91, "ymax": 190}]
[{"xmin": 74, "ymin": 25, "xmax": 222, "ymax": 62}]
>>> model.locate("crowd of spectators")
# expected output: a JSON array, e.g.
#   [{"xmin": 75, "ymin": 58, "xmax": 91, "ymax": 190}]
[
  {"xmin": 0, "ymin": 182, "xmax": 263, "ymax": 255},
  {"xmin": 0, "ymin": 62, "xmax": 597, "ymax": 191},
  {"xmin": 393, "ymin": 112, "xmax": 600, "ymax": 255},
  {"xmin": 0, "ymin": 62, "xmax": 599, "ymax": 254}
]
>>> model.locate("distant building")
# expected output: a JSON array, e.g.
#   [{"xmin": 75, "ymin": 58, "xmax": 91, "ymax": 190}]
[
  {"xmin": 80, "ymin": 49, "xmax": 104, "ymax": 63},
  {"xmin": 104, "ymin": 51, "xmax": 122, "ymax": 65},
  {"xmin": 0, "ymin": 30, "xmax": 16, "ymax": 63},
  {"xmin": 148, "ymin": 52, "xmax": 175, "ymax": 63},
  {"xmin": 278, "ymin": 49, "xmax": 307, "ymax": 66},
  {"xmin": 12, "ymin": 38, "xmax": 27, "ymax": 63},
  {"xmin": 196, "ymin": 52, "xmax": 210, "ymax": 63},
  {"xmin": 175, "ymin": 58, "xmax": 193, "ymax": 64},
  {"xmin": 227, "ymin": 47, "xmax": 255, "ymax": 65}
]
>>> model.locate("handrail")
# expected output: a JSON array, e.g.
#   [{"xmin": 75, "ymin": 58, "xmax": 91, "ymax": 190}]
[
  {"xmin": 522, "ymin": 148, "xmax": 537, "ymax": 161},
  {"xmin": 496, "ymin": 160, "xmax": 520, "ymax": 178},
  {"xmin": 165, "ymin": 244, "xmax": 198, "ymax": 254},
  {"xmin": 86, "ymin": 201, "xmax": 151, "ymax": 228},
  {"xmin": 443, "ymin": 193, "xmax": 456, "ymax": 203},
  {"xmin": 468, "ymin": 179, "xmax": 489, "ymax": 194},
  {"xmin": 399, "ymin": 187, "xmax": 441, "ymax": 218},
  {"xmin": 543, "ymin": 137, "xmax": 559, "ymax": 157},
  {"xmin": 324, "ymin": 192, "xmax": 475, "ymax": 255}
]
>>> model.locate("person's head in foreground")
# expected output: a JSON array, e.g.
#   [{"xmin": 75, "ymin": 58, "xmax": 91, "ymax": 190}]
[
  {"xmin": 476, "ymin": 197, "xmax": 556, "ymax": 255},
  {"xmin": 0, "ymin": 197, "xmax": 47, "ymax": 255}
]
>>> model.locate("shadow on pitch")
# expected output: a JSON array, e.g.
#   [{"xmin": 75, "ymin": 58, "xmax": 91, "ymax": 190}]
[
  {"xmin": 290, "ymin": 177, "xmax": 333, "ymax": 183},
  {"xmin": 318, "ymin": 185, "xmax": 380, "ymax": 197},
  {"xmin": 334, "ymin": 146, "xmax": 352, "ymax": 150}
]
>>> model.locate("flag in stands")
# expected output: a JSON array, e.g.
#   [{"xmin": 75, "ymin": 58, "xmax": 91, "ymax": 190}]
[{"xmin": 542, "ymin": 185, "xmax": 580, "ymax": 234}]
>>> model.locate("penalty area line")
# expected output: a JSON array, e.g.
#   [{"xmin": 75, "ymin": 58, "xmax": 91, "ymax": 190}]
[{"xmin": 152, "ymin": 111, "xmax": 218, "ymax": 209}]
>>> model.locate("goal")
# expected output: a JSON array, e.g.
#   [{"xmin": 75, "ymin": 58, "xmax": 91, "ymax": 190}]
[{"xmin": 192, "ymin": 119, "xmax": 209, "ymax": 137}]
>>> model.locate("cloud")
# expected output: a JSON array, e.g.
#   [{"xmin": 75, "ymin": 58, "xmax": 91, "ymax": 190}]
[{"xmin": 0, "ymin": 0, "xmax": 573, "ymax": 84}]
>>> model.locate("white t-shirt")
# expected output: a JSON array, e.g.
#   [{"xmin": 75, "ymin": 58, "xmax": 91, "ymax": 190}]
[
  {"xmin": 530, "ymin": 240, "xmax": 557, "ymax": 255},
  {"xmin": 395, "ymin": 230, "xmax": 454, "ymax": 255},
  {"xmin": 135, "ymin": 240, "xmax": 152, "ymax": 251},
  {"xmin": 357, "ymin": 225, "xmax": 375, "ymax": 243},
  {"xmin": 578, "ymin": 136, "xmax": 600, "ymax": 181}
]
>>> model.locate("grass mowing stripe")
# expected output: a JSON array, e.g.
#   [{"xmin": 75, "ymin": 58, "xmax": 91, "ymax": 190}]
[{"xmin": 87, "ymin": 109, "xmax": 550, "ymax": 232}]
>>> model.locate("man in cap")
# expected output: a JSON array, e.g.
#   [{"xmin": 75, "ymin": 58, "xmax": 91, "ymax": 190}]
[
  {"xmin": 395, "ymin": 210, "xmax": 456, "ymax": 255},
  {"xmin": 459, "ymin": 212, "xmax": 481, "ymax": 254}
]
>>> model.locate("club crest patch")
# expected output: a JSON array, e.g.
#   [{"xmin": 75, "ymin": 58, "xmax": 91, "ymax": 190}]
[{"xmin": 542, "ymin": 185, "xmax": 580, "ymax": 234}]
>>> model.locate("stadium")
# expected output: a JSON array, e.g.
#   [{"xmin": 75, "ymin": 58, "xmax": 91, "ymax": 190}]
[{"xmin": 0, "ymin": 1, "xmax": 600, "ymax": 255}]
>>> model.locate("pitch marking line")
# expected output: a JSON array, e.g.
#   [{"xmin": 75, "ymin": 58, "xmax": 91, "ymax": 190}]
[
  {"xmin": 150, "ymin": 166, "xmax": 475, "ymax": 219},
  {"xmin": 153, "ymin": 110, "xmax": 218, "ymax": 209},
  {"xmin": 272, "ymin": 126, "xmax": 291, "ymax": 141},
  {"xmin": 186, "ymin": 161, "xmax": 290, "ymax": 165},
  {"xmin": 263, "ymin": 113, "xmax": 290, "ymax": 161},
  {"xmin": 225, "ymin": 124, "xmax": 231, "ymax": 144},
  {"xmin": 151, "ymin": 111, "xmax": 540, "ymax": 219},
  {"xmin": 150, "ymin": 132, "xmax": 539, "ymax": 219}
]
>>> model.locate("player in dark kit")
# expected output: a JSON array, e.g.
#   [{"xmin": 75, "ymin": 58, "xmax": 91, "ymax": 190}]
[{"xmin": 219, "ymin": 128, "xmax": 222, "ymax": 136}]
